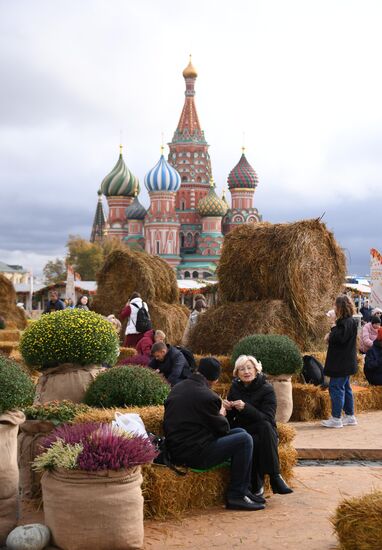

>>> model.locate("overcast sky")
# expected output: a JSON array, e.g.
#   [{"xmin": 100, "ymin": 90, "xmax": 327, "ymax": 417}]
[{"xmin": 0, "ymin": 0, "xmax": 381, "ymax": 276}]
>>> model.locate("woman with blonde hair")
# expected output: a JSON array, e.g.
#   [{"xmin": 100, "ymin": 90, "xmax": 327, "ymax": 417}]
[
  {"xmin": 223, "ymin": 355, "xmax": 292, "ymax": 496},
  {"xmin": 322, "ymin": 295, "xmax": 358, "ymax": 428}
]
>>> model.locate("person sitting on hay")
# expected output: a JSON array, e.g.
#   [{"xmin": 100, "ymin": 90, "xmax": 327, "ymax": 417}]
[
  {"xmin": 359, "ymin": 315, "xmax": 381, "ymax": 354},
  {"xmin": 322, "ymin": 295, "xmax": 358, "ymax": 429},
  {"xmin": 149, "ymin": 341, "xmax": 191, "ymax": 386},
  {"xmin": 223, "ymin": 355, "xmax": 293, "ymax": 496},
  {"xmin": 364, "ymin": 327, "xmax": 382, "ymax": 385},
  {"xmin": 119, "ymin": 292, "xmax": 151, "ymax": 347},
  {"xmin": 163, "ymin": 357, "xmax": 265, "ymax": 512}
]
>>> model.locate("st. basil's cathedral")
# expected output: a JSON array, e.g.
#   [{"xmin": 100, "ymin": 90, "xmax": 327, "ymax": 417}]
[{"xmin": 90, "ymin": 57, "xmax": 262, "ymax": 279}]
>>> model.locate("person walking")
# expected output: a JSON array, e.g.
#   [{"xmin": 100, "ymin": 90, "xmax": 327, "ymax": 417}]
[
  {"xmin": 120, "ymin": 292, "xmax": 151, "ymax": 348},
  {"xmin": 321, "ymin": 295, "xmax": 358, "ymax": 428},
  {"xmin": 163, "ymin": 357, "xmax": 265, "ymax": 511}
]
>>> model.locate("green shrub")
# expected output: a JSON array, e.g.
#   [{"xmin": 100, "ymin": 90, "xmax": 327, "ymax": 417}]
[
  {"xmin": 20, "ymin": 309, "xmax": 119, "ymax": 369},
  {"xmin": 23, "ymin": 400, "xmax": 90, "ymax": 425},
  {"xmin": 231, "ymin": 334, "xmax": 302, "ymax": 376},
  {"xmin": 0, "ymin": 354, "xmax": 35, "ymax": 414},
  {"xmin": 84, "ymin": 366, "xmax": 170, "ymax": 408}
]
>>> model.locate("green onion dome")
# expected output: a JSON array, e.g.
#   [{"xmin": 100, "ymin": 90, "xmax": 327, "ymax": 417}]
[
  {"xmin": 227, "ymin": 150, "xmax": 258, "ymax": 190},
  {"xmin": 198, "ymin": 177, "xmax": 229, "ymax": 218},
  {"xmin": 125, "ymin": 195, "xmax": 147, "ymax": 220},
  {"xmin": 101, "ymin": 146, "xmax": 140, "ymax": 197}
]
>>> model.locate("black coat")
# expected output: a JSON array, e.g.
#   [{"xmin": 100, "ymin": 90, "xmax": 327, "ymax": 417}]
[
  {"xmin": 226, "ymin": 374, "xmax": 277, "ymax": 431},
  {"xmin": 324, "ymin": 316, "xmax": 358, "ymax": 377},
  {"xmin": 43, "ymin": 299, "xmax": 65, "ymax": 314},
  {"xmin": 163, "ymin": 373, "xmax": 230, "ymax": 465},
  {"xmin": 149, "ymin": 345, "xmax": 190, "ymax": 386},
  {"xmin": 364, "ymin": 341, "xmax": 382, "ymax": 383}
]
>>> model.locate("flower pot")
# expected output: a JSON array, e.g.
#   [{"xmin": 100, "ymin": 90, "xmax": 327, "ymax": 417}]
[
  {"xmin": 34, "ymin": 363, "xmax": 102, "ymax": 404},
  {"xmin": 18, "ymin": 419, "xmax": 55, "ymax": 500},
  {"xmin": 0, "ymin": 410, "xmax": 26, "ymax": 545},
  {"xmin": 41, "ymin": 466, "xmax": 144, "ymax": 550},
  {"xmin": 267, "ymin": 374, "xmax": 293, "ymax": 423}
]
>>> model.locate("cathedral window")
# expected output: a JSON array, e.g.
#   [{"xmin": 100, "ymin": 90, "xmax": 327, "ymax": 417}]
[
  {"xmin": 181, "ymin": 200, "xmax": 186, "ymax": 211},
  {"xmin": 192, "ymin": 271, "xmax": 199, "ymax": 279},
  {"xmin": 156, "ymin": 241, "xmax": 160, "ymax": 254},
  {"xmin": 184, "ymin": 271, "xmax": 190, "ymax": 278}
]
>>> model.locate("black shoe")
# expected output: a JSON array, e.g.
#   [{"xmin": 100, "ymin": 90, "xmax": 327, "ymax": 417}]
[
  {"xmin": 270, "ymin": 474, "xmax": 293, "ymax": 494},
  {"xmin": 246, "ymin": 490, "xmax": 266, "ymax": 504},
  {"xmin": 226, "ymin": 495, "xmax": 265, "ymax": 511}
]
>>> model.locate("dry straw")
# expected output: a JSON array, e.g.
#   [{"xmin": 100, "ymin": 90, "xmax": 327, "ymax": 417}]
[
  {"xmin": 217, "ymin": 219, "xmax": 345, "ymax": 338},
  {"xmin": 189, "ymin": 300, "xmax": 328, "ymax": 355},
  {"xmin": 0, "ymin": 273, "xmax": 27, "ymax": 329},
  {"xmin": 331, "ymin": 490, "xmax": 382, "ymax": 550}
]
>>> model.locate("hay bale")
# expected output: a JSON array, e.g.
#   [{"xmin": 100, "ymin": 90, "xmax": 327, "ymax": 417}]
[
  {"xmin": 73, "ymin": 405, "xmax": 165, "ymax": 435},
  {"xmin": 93, "ymin": 248, "xmax": 179, "ymax": 315},
  {"xmin": 291, "ymin": 383, "xmax": 324, "ymax": 421},
  {"xmin": 0, "ymin": 274, "xmax": 27, "ymax": 330},
  {"xmin": 331, "ymin": 490, "xmax": 382, "ymax": 550},
  {"xmin": 194, "ymin": 354, "xmax": 233, "ymax": 384},
  {"xmin": 118, "ymin": 347, "xmax": 137, "ymax": 362},
  {"xmin": 217, "ymin": 220, "xmax": 346, "ymax": 336},
  {"xmin": 188, "ymin": 300, "xmax": 327, "ymax": 354},
  {"xmin": 149, "ymin": 302, "xmax": 189, "ymax": 345}
]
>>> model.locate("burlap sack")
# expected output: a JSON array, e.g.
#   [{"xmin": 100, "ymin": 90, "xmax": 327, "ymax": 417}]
[
  {"xmin": 42, "ymin": 467, "xmax": 144, "ymax": 550},
  {"xmin": 0, "ymin": 410, "xmax": 26, "ymax": 546},
  {"xmin": 34, "ymin": 364, "xmax": 102, "ymax": 404},
  {"xmin": 18, "ymin": 420, "xmax": 55, "ymax": 500},
  {"xmin": 267, "ymin": 374, "xmax": 293, "ymax": 423}
]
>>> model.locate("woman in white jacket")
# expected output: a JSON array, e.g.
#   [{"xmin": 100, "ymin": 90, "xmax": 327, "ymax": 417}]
[{"xmin": 120, "ymin": 292, "xmax": 150, "ymax": 348}]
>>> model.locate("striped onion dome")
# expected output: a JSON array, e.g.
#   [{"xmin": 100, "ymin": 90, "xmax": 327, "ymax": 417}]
[
  {"xmin": 101, "ymin": 148, "xmax": 139, "ymax": 197},
  {"xmin": 198, "ymin": 178, "xmax": 229, "ymax": 218},
  {"xmin": 125, "ymin": 195, "xmax": 146, "ymax": 220},
  {"xmin": 144, "ymin": 154, "xmax": 181, "ymax": 193},
  {"xmin": 227, "ymin": 151, "xmax": 258, "ymax": 190}
]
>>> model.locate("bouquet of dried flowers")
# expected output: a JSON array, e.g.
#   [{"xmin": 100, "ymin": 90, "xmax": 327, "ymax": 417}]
[{"xmin": 34, "ymin": 422, "xmax": 157, "ymax": 472}]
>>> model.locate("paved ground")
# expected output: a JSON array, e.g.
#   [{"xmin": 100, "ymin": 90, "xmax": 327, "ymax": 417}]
[
  {"xmin": 18, "ymin": 412, "xmax": 382, "ymax": 549},
  {"xmin": 292, "ymin": 410, "xmax": 382, "ymax": 459}
]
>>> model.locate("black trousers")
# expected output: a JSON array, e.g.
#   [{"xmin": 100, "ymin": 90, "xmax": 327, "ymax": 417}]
[{"xmin": 248, "ymin": 420, "xmax": 280, "ymax": 489}]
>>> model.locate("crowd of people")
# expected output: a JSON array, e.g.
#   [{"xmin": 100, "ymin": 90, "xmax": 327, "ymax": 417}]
[{"xmin": 40, "ymin": 287, "xmax": 382, "ymax": 509}]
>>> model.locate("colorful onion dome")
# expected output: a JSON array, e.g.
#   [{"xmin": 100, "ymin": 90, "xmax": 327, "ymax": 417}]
[
  {"xmin": 182, "ymin": 55, "xmax": 198, "ymax": 79},
  {"xmin": 227, "ymin": 150, "xmax": 258, "ymax": 190},
  {"xmin": 101, "ymin": 146, "xmax": 139, "ymax": 197},
  {"xmin": 125, "ymin": 195, "xmax": 146, "ymax": 220},
  {"xmin": 144, "ymin": 154, "xmax": 181, "ymax": 193},
  {"xmin": 198, "ymin": 177, "xmax": 229, "ymax": 218}
]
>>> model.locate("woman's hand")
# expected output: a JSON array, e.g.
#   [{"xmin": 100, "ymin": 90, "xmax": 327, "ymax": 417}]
[
  {"xmin": 219, "ymin": 404, "xmax": 227, "ymax": 417},
  {"xmin": 222, "ymin": 399, "xmax": 233, "ymax": 410},
  {"xmin": 232, "ymin": 400, "xmax": 245, "ymax": 411}
]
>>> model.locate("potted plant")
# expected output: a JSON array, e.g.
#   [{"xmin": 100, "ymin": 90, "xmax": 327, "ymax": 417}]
[
  {"xmin": 19, "ymin": 401, "xmax": 90, "ymax": 500},
  {"xmin": 20, "ymin": 309, "xmax": 119, "ymax": 404},
  {"xmin": 0, "ymin": 354, "xmax": 35, "ymax": 545},
  {"xmin": 232, "ymin": 334, "xmax": 302, "ymax": 422},
  {"xmin": 34, "ymin": 422, "xmax": 157, "ymax": 550},
  {"xmin": 84, "ymin": 365, "xmax": 170, "ymax": 408}
]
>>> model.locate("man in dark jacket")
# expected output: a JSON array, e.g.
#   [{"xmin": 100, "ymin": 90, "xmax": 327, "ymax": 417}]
[
  {"xmin": 43, "ymin": 291, "xmax": 66, "ymax": 314},
  {"xmin": 163, "ymin": 357, "xmax": 265, "ymax": 511},
  {"xmin": 149, "ymin": 342, "xmax": 191, "ymax": 386}
]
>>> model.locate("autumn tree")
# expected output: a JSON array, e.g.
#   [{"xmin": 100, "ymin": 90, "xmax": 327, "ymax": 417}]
[
  {"xmin": 66, "ymin": 235, "xmax": 126, "ymax": 280},
  {"xmin": 43, "ymin": 258, "xmax": 66, "ymax": 284}
]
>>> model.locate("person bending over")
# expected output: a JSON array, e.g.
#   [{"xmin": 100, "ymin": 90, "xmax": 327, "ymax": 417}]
[
  {"xmin": 223, "ymin": 355, "xmax": 292, "ymax": 496},
  {"xmin": 163, "ymin": 357, "xmax": 265, "ymax": 511},
  {"xmin": 149, "ymin": 341, "xmax": 190, "ymax": 386}
]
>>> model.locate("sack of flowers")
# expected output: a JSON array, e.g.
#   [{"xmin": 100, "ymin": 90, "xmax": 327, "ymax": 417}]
[
  {"xmin": 18, "ymin": 401, "xmax": 90, "ymax": 500},
  {"xmin": 0, "ymin": 354, "xmax": 35, "ymax": 545},
  {"xmin": 34, "ymin": 422, "xmax": 157, "ymax": 550},
  {"xmin": 20, "ymin": 309, "xmax": 119, "ymax": 404},
  {"xmin": 232, "ymin": 334, "xmax": 303, "ymax": 422}
]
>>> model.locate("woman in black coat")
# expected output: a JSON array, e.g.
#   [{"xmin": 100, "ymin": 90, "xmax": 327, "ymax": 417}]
[
  {"xmin": 223, "ymin": 355, "xmax": 292, "ymax": 496},
  {"xmin": 322, "ymin": 295, "xmax": 358, "ymax": 428}
]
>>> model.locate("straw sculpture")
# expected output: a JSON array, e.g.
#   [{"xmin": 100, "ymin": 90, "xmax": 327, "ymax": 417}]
[
  {"xmin": 93, "ymin": 248, "xmax": 179, "ymax": 314},
  {"xmin": 331, "ymin": 490, "xmax": 382, "ymax": 550},
  {"xmin": 188, "ymin": 300, "xmax": 329, "ymax": 354},
  {"xmin": 0, "ymin": 274, "xmax": 27, "ymax": 329},
  {"xmin": 216, "ymin": 219, "xmax": 346, "ymax": 341}
]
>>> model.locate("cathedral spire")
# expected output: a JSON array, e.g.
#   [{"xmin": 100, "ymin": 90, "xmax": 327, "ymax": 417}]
[
  {"xmin": 174, "ymin": 56, "xmax": 204, "ymax": 142},
  {"xmin": 90, "ymin": 190, "xmax": 107, "ymax": 243}
]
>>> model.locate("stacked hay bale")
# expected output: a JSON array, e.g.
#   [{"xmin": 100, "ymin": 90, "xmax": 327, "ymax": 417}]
[
  {"xmin": 0, "ymin": 274, "xmax": 26, "ymax": 331},
  {"xmin": 93, "ymin": 248, "xmax": 188, "ymax": 344},
  {"xmin": 189, "ymin": 219, "xmax": 346, "ymax": 354},
  {"xmin": 73, "ymin": 405, "xmax": 297, "ymax": 519}
]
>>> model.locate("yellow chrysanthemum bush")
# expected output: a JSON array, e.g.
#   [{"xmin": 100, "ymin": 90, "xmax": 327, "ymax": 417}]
[{"xmin": 20, "ymin": 309, "xmax": 119, "ymax": 369}]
